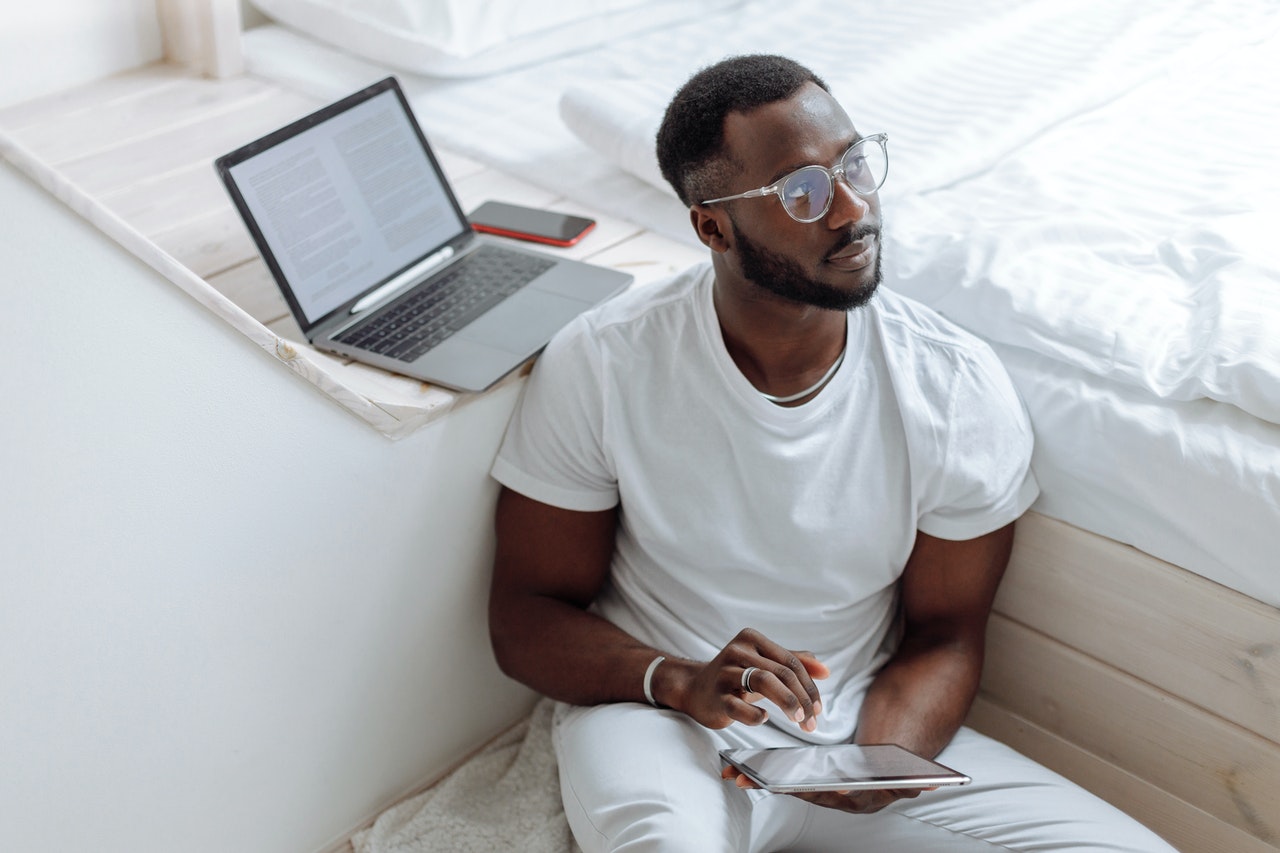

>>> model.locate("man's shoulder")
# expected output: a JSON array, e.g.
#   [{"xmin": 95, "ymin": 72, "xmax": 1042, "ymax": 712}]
[
  {"xmin": 539, "ymin": 261, "xmax": 710, "ymax": 369},
  {"xmin": 868, "ymin": 287, "xmax": 1021, "ymax": 413},
  {"xmin": 870, "ymin": 286, "xmax": 993, "ymax": 362},
  {"xmin": 578, "ymin": 261, "xmax": 710, "ymax": 333},
  {"xmin": 563, "ymin": 258, "xmax": 716, "ymax": 345}
]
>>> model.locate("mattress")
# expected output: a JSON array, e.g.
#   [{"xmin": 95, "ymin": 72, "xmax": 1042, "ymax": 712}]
[
  {"xmin": 998, "ymin": 344, "xmax": 1279, "ymax": 607},
  {"xmin": 241, "ymin": 0, "xmax": 1280, "ymax": 606}
]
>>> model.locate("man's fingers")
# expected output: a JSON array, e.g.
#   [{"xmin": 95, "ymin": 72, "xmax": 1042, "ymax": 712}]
[
  {"xmin": 794, "ymin": 651, "xmax": 831, "ymax": 680},
  {"xmin": 719, "ymin": 766, "xmax": 761, "ymax": 789},
  {"xmin": 788, "ymin": 788, "xmax": 897, "ymax": 814},
  {"xmin": 725, "ymin": 695, "xmax": 768, "ymax": 726},
  {"xmin": 741, "ymin": 666, "xmax": 815, "ymax": 730},
  {"xmin": 722, "ymin": 630, "xmax": 828, "ymax": 729},
  {"xmin": 743, "ymin": 657, "xmax": 822, "ymax": 729}
]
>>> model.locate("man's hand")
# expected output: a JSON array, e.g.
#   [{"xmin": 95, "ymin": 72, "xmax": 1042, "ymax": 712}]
[
  {"xmin": 719, "ymin": 765, "xmax": 929, "ymax": 813},
  {"xmin": 664, "ymin": 628, "xmax": 829, "ymax": 732}
]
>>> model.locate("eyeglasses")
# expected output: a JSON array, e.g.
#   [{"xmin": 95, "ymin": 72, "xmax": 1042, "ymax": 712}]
[{"xmin": 700, "ymin": 133, "xmax": 888, "ymax": 223}]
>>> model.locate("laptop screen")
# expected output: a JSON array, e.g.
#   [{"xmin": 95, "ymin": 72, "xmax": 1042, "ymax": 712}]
[{"xmin": 222, "ymin": 82, "xmax": 467, "ymax": 326}]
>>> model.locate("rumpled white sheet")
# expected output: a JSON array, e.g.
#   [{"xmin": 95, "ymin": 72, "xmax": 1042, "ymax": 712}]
[
  {"xmin": 885, "ymin": 32, "xmax": 1280, "ymax": 426},
  {"xmin": 352, "ymin": 699, "xmax": 579, "ymax": 853}
]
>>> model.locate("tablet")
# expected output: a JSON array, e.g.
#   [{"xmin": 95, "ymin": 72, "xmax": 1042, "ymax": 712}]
[{"xmin": 719, "ymin": 744, "xmax": 971, "ymax": 793}]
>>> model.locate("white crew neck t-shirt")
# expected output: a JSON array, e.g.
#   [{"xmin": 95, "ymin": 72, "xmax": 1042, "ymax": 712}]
[{"xmin": 492, "ymin": 263, "xmax": 1038, "ymax": 743}]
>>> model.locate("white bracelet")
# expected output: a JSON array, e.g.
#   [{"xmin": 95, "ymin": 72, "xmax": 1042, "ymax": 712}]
[{"xmin": 643, "ymin": 655, "xmax": 666, "ymax": 707}]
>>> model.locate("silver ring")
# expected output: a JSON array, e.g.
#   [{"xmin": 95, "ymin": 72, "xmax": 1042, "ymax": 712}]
[{"xmin": 741, "ymin": 666, "xmax": 760, "ymax": 693}]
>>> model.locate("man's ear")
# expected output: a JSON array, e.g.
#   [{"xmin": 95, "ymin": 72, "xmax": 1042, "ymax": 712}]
[{"xmin": 690, "ymin": 204, "xmax": 732, "ymax": 254}]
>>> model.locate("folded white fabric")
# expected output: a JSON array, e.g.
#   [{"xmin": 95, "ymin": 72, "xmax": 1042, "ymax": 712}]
[
  {"xmin": 353, "ymin": 699, "xmax": 580, "ymax": 853},
  {"xmin": 558, "ymin": 80, "xmax": 674, "ymax": 198}
]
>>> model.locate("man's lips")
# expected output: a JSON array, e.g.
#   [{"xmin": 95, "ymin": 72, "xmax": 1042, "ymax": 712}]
[{"xmin": 825, "ymin": 232, "xmax": 878, "ymax": 270}]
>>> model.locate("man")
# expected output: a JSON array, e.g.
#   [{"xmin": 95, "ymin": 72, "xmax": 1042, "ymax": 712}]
[{"xmin": 488, "ymin": 54, "xmax": 1174, "ymax": 852}]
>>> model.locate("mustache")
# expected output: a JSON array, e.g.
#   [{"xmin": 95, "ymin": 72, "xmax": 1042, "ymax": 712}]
[{"xmin": 826, "ymin": 224, "xmax": 880, "ymax": 260}]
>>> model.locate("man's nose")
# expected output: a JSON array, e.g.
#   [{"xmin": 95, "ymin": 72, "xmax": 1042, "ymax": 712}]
[{"xmin": 826, "ymin": 179, "xmax": 870, "ymax": 228}]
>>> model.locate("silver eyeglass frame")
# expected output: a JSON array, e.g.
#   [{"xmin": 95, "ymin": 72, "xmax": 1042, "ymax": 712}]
[{"xmin": 699, "ymin": 133, "xmax": 889, "ymax": 223}]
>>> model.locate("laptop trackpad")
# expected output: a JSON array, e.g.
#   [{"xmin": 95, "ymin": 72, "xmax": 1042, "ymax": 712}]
[{"xmin": 457, "ymin": 287, "xmax": 589, "ymax": 355}]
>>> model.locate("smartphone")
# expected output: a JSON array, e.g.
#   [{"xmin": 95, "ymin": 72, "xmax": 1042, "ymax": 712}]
[
  {"xmin": 719, "ymin": 744, "xmax": 971, "ymax": 794},
  {"xmin": 468, "ymin": 200, "xmax": 596, "ymax": 247}
]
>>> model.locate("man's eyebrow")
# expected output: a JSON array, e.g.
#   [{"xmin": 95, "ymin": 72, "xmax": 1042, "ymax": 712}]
[{"xmin": 766, "ymin": 134, "xmax": 863, "ymax": 185}]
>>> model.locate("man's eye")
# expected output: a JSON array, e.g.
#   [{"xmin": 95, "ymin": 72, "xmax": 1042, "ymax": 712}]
[{"xmin": 786, "ymin": 179, "xmax": 818, "ymax": 200}]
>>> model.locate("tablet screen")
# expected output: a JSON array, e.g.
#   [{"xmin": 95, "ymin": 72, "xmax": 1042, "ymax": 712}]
[{"xmin": 720, "ymin": 744, "xmax": 971, "ymax": 793}]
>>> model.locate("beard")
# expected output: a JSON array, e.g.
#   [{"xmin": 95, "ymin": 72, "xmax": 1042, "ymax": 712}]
[{"xmin": 733, "ymin": 220, "xmax": 882, "ymax": 312}]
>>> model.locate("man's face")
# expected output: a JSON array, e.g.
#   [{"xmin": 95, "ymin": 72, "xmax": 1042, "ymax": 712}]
[
  {"xmin": 717, "ymin": 84, "xmax": 883, "ymax": 311},
  {"xmin": 731, "ymin": 210, "xmax": 882, "ymax": 311}
]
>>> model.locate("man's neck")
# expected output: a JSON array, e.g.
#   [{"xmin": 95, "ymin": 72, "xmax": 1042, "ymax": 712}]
[{"xmin": 712, "ymin": 275, "xmax": 849, "ymax": 405}]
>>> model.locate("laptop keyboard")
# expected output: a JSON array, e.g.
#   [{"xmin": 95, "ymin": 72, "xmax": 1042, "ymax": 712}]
[{"xmin": 334, "ymin": 246, "xmax": 555, "ymax": 363}]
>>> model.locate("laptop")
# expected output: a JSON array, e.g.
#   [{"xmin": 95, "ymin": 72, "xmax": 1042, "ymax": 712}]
[{"xmin": 215, "ymin": 76, "xmax": 630, "ymax": 392}]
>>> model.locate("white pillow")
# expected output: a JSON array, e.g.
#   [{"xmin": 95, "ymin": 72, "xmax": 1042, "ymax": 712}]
[
  {"xmin": 559, "ymin": 80, "xmax": 675, "ymax": 196},
  {"xmin": 249, "ymin": 0, "xmax": 737, "ymax": 78}
]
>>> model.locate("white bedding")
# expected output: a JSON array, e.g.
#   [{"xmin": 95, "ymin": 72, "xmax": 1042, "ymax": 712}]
[
  {"xmin": 999, "ymin": 344, "xmax": 1280, "ymax": 607},
  {"xmin": 242, "ymin": 0, "xmax": 1280, "ymax": 606}
]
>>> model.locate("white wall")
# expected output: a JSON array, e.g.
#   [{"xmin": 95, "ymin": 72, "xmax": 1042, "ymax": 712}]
[
  {"xmin": 0, "ymin": 161, "xmax": 535, "ymax": 851},
  {"xmin": 0, "ymin": 0, "xmax": 163, "ymax": 108}
]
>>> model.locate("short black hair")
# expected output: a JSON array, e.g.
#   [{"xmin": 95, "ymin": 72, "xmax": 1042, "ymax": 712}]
[{"xmin": 656, "ymin": 55, "xmax": 830, "ymax": 206}]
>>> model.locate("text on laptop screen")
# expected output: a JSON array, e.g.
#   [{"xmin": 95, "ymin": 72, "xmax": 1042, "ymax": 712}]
[{"xmin": 227, "ymin": 89, "xmax": 464, "ymax": 324}]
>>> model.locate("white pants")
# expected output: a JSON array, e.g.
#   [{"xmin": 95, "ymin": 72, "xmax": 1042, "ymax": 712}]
[{"xmin": 553, "ymin": 702, "xmax": 1178, "ymax": 853}]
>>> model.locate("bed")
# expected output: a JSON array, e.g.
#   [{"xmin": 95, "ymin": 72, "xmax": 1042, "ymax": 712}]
[
  {"xmin": 4, "ymin": 0, "xmax": 1275, "ymax": 850},
  {"xmin": 230, "ymin": 1, "xmax": 1279, "ymax": 850}
]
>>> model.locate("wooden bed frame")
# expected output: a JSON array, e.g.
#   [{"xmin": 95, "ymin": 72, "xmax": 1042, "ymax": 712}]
[
  {"xmin": 973, "ymin": 512, "xmax": 1278, "ymax": 852},
  {"xmin": 6, "ymin": 4, "xmax": 1276, "ymax": 851}
]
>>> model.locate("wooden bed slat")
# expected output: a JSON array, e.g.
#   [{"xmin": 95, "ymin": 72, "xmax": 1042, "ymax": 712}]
[
  {"xmin": 981, "ymin": 615, "xmax": 1280, "ymax": 844},
  {"xmin": 150, "ymin": 207, "xmax": 257, "ymax": 280},
  {"xmin": 56, "ymin": 88, "xmax": 319, "ymax": 196},
  {"xmin": 968, "ymin": 698, "xmax": 1279, "ymax": 853},
  {"xmin": 999, "ymin": 512, "xmax": 1280, "ymax": 742},
  {"xmin": 205, "ymin": 260, "xmax": 290, "ymax": 327},
  {"xmin": 101, "ymin": 160, "xmax": 235, "ymax": 238},
  {"xmin": 0, "ymin": 64, "xmax": 189, "ymax": 132},
  {"xmin": 8, "ymin": 75, "xmax": 279, "ymax": 166}
]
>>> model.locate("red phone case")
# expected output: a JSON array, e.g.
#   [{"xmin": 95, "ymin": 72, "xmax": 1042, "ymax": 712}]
[{"xmin": 471, "ymin": 220, "xmax": 596, "ymax": 247}]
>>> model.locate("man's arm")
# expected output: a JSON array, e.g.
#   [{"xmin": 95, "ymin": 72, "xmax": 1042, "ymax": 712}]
[
  {"xmin": 854, "ymin": 522, "xmax": 1015, "ymax": 757},
  {"xmin": 488, "ymin": 486, "xmax": 643, "ymax": 705},
  {"xmin": 488, "ymin": 487, "xmax": 826, "ymax": 728}
]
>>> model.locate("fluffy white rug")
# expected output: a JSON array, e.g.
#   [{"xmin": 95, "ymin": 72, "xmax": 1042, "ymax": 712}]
[{"xmin": 353, "ymin": 699, "xmax": 581, "ymax": 853}]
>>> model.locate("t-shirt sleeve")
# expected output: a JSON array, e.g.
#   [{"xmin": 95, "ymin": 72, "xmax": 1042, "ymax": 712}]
[
  {"xmin": 916, "ymin": 344, "xmax": 1039, "ymax": 541},
  {"xmin": 490, "ymin": 315, "xmax": 619, "ymax": 512}
]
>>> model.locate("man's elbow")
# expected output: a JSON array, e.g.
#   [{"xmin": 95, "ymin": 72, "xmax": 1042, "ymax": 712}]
[{"xmin": 487, "ymin": 586, "xmax": 523, "ymax": 678}]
